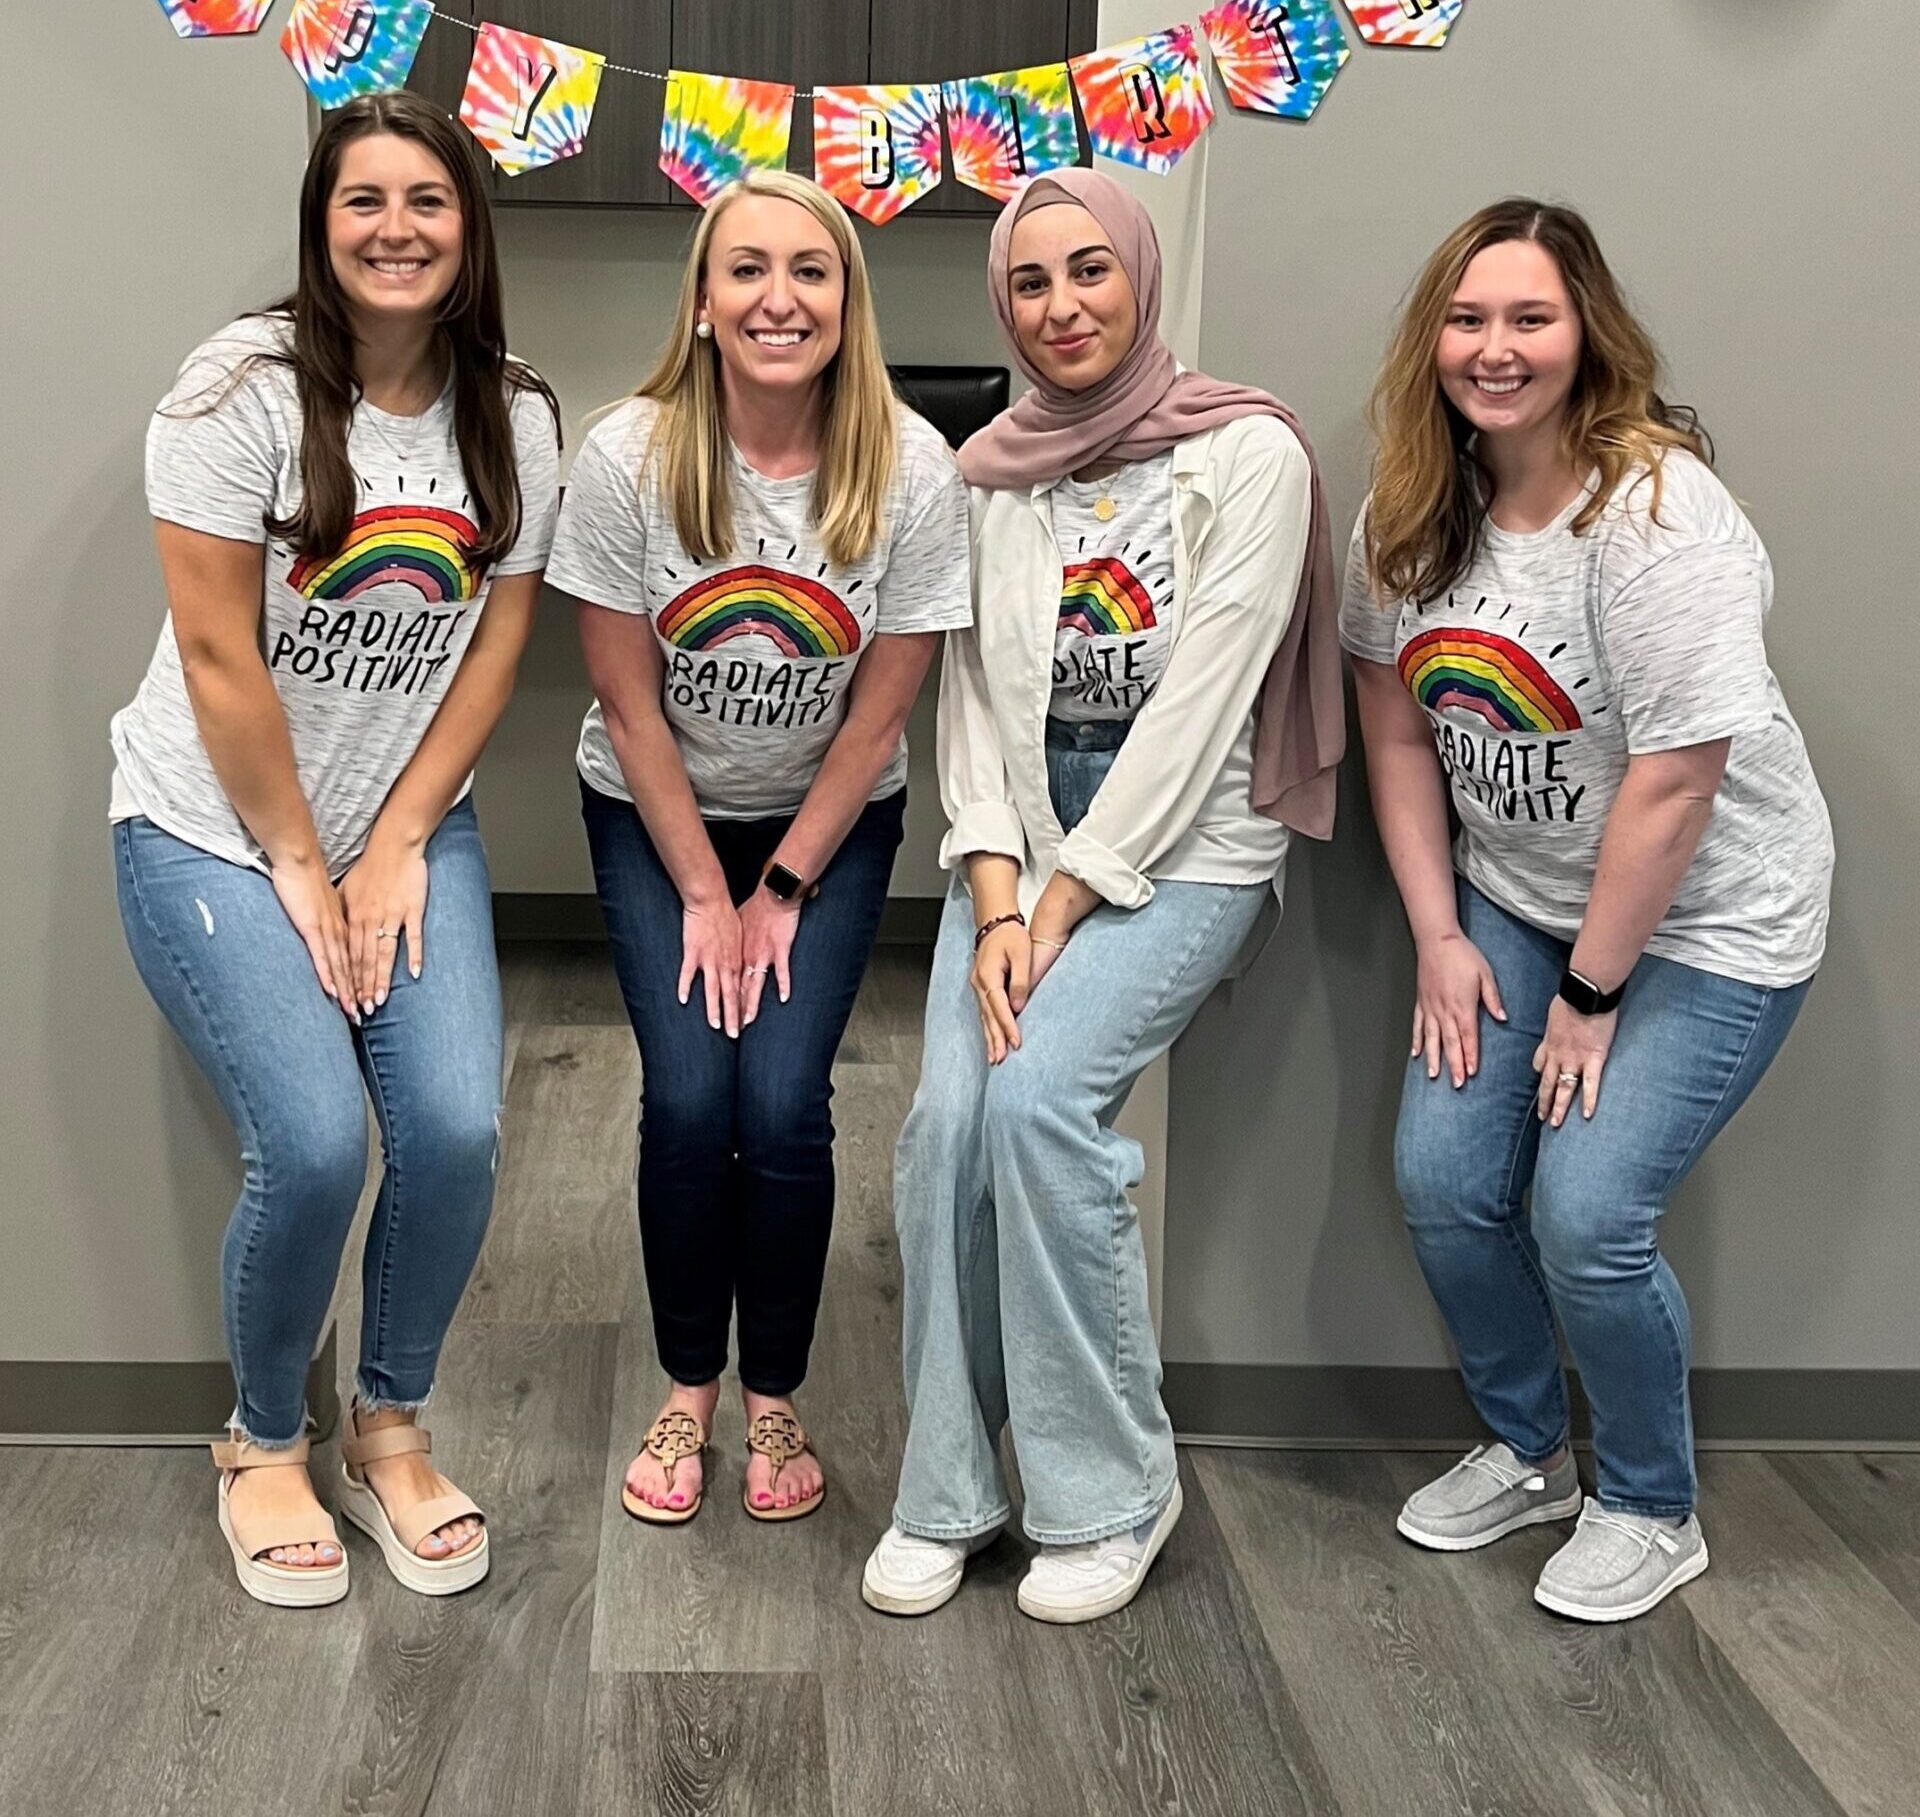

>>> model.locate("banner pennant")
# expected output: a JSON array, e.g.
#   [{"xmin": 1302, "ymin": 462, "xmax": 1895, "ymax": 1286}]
[
  {"xmin": 1201, "ymin": 0, "xmax": 1350, "ymax": 119},
  {"xmin": 157, "ymin": 0, "xmax": 275, "ymax": 35},
  {"xmin": 459, "ymin": 21, "xmax": 605, "ymax": 177},
  {"xmin": 813, "ymin": 83, "xmax": 944, "ymax": 226},
  {"xmin": 1342, "ymin": 0, "xmax": 1466, "ymax": 48},
  {"xmin": 281, "ymin": 0, "xmax": 432, "ymax": 109},
  {"xmin": 941, "ymin": 63, "xmax": 1080, "ymax": 203},
  {"xmin": 1070, "ymin": 25, "xmax": 1213, "ymax": 175},
  {"xmin": 660, "ymin": 71, "xmax": 796, "ymax": 207}
]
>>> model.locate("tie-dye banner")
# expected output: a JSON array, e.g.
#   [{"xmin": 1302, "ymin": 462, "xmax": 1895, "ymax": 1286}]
[
  {"xmin": 157, "ymin": 0, "xmax": 274, "ymax": 34},
  {"xmin": 459, "ymin": 21, "xmax": 605, "ymax": 177},
  {"xmin": 660, "ymin": 71, "xmax": 796, "ymax": 207},
  {"xmin": 941, "ymin": 63, "xmax": 1080, "ymax": 203},
  {"xmin": 1070, "ymin": 25, "xmax": 1213, "ymax": 175},
  {"xmin": 280, "ymin": 0, "xmax": 431, "ymax": 109},
  {"xmin": 1342, "ymin": 0, "xmax": 1466, "ymax": 48},
  {"xmin": 813, "ymin": 84, "xmax": 943, "ymax": 226},
  {"xmin": 1202, "ymin": 0, "xmax": 1351, "ymax": 119}
]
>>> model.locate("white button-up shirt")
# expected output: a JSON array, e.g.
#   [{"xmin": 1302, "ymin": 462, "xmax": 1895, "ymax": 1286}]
[{"xmin": 937, "ymin": 416, "xmax": 1314, "ymax": 912}]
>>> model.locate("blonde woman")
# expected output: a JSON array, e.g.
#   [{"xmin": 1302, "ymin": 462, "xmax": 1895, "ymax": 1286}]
[
  {"xmin": 547, "ymin": 172, "xmax": 970, "ymax": 1525},
  {"xmin": 1344, "ymin": 200, "xmax": 1832, "ymax": 1620}
]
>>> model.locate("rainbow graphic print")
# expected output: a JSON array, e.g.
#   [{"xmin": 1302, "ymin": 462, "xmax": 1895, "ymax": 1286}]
[
  {"xmin": 658, "ymin": 566, "xmax": 862, "ymax": 659},
  {"xmin": 1070, "ymin": 27, "xmax": 1213, "ymax": 175},
  {"xmin": 157, "ymin": 0, "xmax": 275, "ymax": 36},
  {"xmin": 280, "ymin": 0, "xmax": 432, "ymax": 110},
  {"xmin": 286, "ymin": 503, "xmax": 483, "ymax": 603},
  {"xmin": 1201, "ymin": 0, "xmax": 1351, "ymax": 120},
  {"xmin": 814, "ymin": 83, "xmax": 944, "ymax": 226},
  {"xmin": 1058, "ymin": 557, "xmax": 1159, "ymax": 640},
  {"xmin": 1341, "ymin": 0, "xmax": 1466, "ymax": 49},
  {"xmin": 459, "ymin": 22, "xmax": 606, "ymax": 178},
  {"xmin": 1398, "ymin": 627, "xmax": 1582, "ymax": 734},
  {"xmin": 660, "ymin": 72, "xmax": 796, "ymax": 207},
  {"xmin": 941, "ymin": 64, "xmax": 1080, "ymax": 203}
]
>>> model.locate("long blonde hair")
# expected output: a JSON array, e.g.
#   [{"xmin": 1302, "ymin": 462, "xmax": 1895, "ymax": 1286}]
[
  {"xmin": 635, "ymin": 170, "xmax": 897, "ymax": 568},
  {"xmin": 1365, "ymin": 199, "xmax": 1709, "ymax": 604}
]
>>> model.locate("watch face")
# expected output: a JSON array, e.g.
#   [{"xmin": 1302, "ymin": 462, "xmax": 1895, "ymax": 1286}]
[{"xmin": 764, "ymin": 863, "xmax": 802, "ymax": 901}]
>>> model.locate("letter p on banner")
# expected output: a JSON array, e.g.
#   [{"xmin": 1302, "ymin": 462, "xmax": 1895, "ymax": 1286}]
[
  {"xmin": 1070, "ymin": 26, "xmax": 1213, "ymax": 175},
  {"xmin": 280, "ymin": 0, "xmax": 432, "ymax": 108},
  {"xmin": 814, "ymin": 83, "xmax": 944, "ymax": 225},
  {"xmin": 460, "ymin": 21, "xmax": 605, "ymax": 177}
]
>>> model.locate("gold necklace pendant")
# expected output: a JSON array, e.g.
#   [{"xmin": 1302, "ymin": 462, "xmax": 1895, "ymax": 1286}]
[{"xmin": 1093, "ymin": 493, "xmax": 1118, "ymax": 523}]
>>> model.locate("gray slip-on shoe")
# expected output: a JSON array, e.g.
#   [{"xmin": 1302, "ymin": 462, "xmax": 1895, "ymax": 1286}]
[
  {"xmin": 1534, "ymin": 1498, "xmax": 1709, "ymax": 1622},
  {"xmin": 1396, "ymin": 1442, "xmax": 1583, "ymax": 1552}
]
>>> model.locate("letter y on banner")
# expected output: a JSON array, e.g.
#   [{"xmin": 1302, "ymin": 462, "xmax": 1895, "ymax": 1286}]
[
  {"xmin": 814, "ymin": 84, "xmax": 944, "ymax": 225},
  {"xmin": 281, "ymin": 0, "xmax": 432, "ymax": 108},
  {"xmin": 460, "ymin": 21, "xmax": 605, "ymax": 177},
  {"xmin": 1070, "ymin": 25, "xmax": 1213, "ymax": 174}
]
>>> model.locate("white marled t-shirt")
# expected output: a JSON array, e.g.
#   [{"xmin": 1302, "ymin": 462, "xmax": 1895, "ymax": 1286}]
[
  {"xmin": 111, "ymin": 314, "xmax": 561, "ymax": 875},
  {"xmin": 1049, "ymin": 452, "xmax": 1176, "ymax": 723},
  {"xmin": 1340, "ymin": 453, "xmax": 1833, "ymax": 987},
  {"xmin": 549, "ymin": 395, "xmax": 972, "ymax": 819}
]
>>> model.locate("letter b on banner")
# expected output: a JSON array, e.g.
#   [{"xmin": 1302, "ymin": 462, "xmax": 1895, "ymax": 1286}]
[{"xmin": 859, "ymin": 108, "xmax": 896, "ymax": 189}]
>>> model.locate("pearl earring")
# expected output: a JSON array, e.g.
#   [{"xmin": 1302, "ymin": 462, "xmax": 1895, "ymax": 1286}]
[{"xmin": 695, "ymin": 321, "xmax": 713, "ymax": 340}]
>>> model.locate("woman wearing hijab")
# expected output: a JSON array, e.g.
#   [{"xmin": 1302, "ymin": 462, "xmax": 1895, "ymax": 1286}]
[{"xmin": 862, "ymin": 170, "xmax": 1344, "ymax": 1625}]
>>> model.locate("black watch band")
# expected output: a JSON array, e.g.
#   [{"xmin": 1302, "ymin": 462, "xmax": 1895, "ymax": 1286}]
[{"xmin": 1558, "ymin": 967, "xmax": 1625, "ymax": 1016}]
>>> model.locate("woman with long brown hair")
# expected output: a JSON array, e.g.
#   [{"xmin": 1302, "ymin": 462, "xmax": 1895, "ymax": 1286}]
[
  {"xmin": 1344, "ymin": 199, "xmax": 1832, "ymax": 1620},
  {"xmin": 548, "ymin": 171, "xmax": 969, "ymax": 1527},
  {"xmin": 111, "ymin": 92, "xmax": 559, "ymax": 1605}
]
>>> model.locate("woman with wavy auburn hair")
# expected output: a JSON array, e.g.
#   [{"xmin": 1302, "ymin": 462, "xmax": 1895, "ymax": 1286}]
[
  {"xmin": 1343, "ymin": 199, "xmax": 1832, "ymax": 1621},
  {"xmin": 548, "ymin": 170, "xmax": 970, "ymax": 1528},
  {"xmin": 110, "ymin": 91, "xmax": 560, "ymax": 1605}
]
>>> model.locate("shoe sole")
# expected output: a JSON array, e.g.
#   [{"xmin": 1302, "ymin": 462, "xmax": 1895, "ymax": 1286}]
[
  {"xmin": 338, "ymin": 1473, "xmax": 490, "ymax": 1597},
  {"xmin": 861, "ymin": 1528, "xmax": 1003, "ymax": 1618},
  {"xmin": 1533, "ymin": 1542, "xmax": 1710, "ymax": 1623},
  {"xmin": 1396, "ymin": 1489, "xmax": 1584, "ymax": 1553},
  {"xmin": 1017, "ymin": 1482, "xmax": 1184, "ymax": 1626},
  {"xmin": 218, "ymin": 1487, "xmax": 349, "ymax": 1609}
]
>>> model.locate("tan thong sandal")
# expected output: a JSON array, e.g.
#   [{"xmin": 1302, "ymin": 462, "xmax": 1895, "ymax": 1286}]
[
  {"xmin": 338, "ymin": 1410, "xmax": 489, "ymax": 1596},
  {"xmin": 621, "ymin": 1409, "xmax": 709, "ymax": 1525},
  {"xmin": 213, "ymin": 1432, "xmax": 350, "ymax": 1608},
  {"xmin": 743, "ymin": 1410, "xmax": 825, "ymax": 1523}
]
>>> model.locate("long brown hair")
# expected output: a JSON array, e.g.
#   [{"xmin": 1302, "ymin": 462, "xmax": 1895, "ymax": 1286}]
[
  {"xmin": 1365, "ymin": 199, "xmax": 1709, "ymax": 604},
  {"xmin": 212, "ymin": 92, "xmax": 556, "ymax": 565},
  {"xmin": 635, "ymin": 170, "xmax": 897, "ymax": 569}
]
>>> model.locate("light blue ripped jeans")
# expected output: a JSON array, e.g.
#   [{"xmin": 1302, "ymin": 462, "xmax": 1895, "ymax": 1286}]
[{"xmin": 890, "ymin": 725, "xmax": 1269, "ymax": 1545}]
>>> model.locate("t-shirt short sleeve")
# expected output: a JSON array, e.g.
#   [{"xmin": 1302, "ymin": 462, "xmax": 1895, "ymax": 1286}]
[
  {"xmin": 144, "ymin": 333, "xmax": 285, "ymax": 544},
  {"xmin": 494, "ymin": 380, "xmax": 563, "ymax": 576},
  {"xmin": 1597, "ymin": 540, "xmax": 1775, "ymax": 753},
  {"xmin": 546, "ymin": 405, "xmax": 652, "ymax": 613},
  {"xmin": 872, "ymin": 417, "xmax": 972, "ymax": 637},
  {"xmin": 1337, "ymin": 502, "xmax": 1399, "ymax": 664}
]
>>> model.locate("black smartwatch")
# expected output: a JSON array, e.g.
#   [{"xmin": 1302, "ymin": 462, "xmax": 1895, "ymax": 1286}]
[
  {"xmin": 1558, "ymin": 967, "xmax": 1625, "ymax": 1016},
  {"xmin": 760, "ymin": 860, "xmax": 815, "ymax": 904}
]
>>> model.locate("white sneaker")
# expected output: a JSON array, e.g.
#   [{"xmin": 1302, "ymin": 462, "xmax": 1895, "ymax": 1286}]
[
  {"xmin": 862, "ymin": 1522, "xmax": 1001, "ymax": 1617},
  {"xmin": 1016, "ymin": 1482, "xmax": 1184, "ymax": 1626}
]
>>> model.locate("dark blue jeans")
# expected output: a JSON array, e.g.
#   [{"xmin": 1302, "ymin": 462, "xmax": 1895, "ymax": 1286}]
[
  {"xmin": 581, "ymin": 779, "xmax": 904, "ymax": 1395},
  {"xmin": 1395, "ymin": 879, "xmax": 1812, "ymax": 1516}
]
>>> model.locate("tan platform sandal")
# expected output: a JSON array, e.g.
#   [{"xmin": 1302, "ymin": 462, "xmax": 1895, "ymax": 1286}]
[
  {"xmin": 213, "ymin": 1432, "xmax": 350, "ymax": 1608},
  {"xmin": 621, "ymin": 1409, "xmax": 708, "ymax": 1525},
  {"xmin": 743, "ymin": 1410, "xmax": 825, "ymax": 1523},
  {"xmin": 337, "ymin": 1408, "xmax": 489, "ymax": 1596}
]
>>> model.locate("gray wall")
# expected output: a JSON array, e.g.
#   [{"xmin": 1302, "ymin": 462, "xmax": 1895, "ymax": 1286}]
[{"xmin": 1163, "ymin": 0, "xmax": 1920, "ymax": 1375}]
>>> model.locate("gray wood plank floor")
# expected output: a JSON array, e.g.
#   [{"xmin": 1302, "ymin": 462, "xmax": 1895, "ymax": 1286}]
[{"xmin": 2, "ymin": 941, "xmax": 1913, "ymax": 1817}]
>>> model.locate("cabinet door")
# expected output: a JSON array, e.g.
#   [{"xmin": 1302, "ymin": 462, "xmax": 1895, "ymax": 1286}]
[
  {"xmin": 405, "ymin": 0, "xmax": 473, "ymax": 118},
  {"xmin": 670, "ymin": 0, "xmax": 870, "ymax": 190},
  {"xmin": 871, "ymin": 0, "xmax": 1099, "ymax": 217},
  {"xmin": 471, "ymin": 0, "xmax": 673, "ymax": 206}
]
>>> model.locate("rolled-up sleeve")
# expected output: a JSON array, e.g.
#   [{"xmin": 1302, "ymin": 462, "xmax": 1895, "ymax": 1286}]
[{"xmin": 1057, "ymin": 421, "xmax": 1312, "ymax": 907}]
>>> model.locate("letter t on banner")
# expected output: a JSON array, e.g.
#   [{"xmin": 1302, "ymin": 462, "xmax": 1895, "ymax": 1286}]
[
  {"xmin": 1069, "ymin": 26, "xmax": 1213, "ymax": 174},
  {"xmin": 460, "ymin": 22, "xmax": 606, "ymax": 176},
  {"xmin": 1201, "ymin": 0, "xmax": 1350, "ymax": 119},
  {"xmin": 281, "ymin": 0, "xmax": 432, "ymax": 109}
]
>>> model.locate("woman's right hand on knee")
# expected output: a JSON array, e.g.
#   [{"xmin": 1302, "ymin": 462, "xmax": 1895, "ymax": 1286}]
[
  {"xmin": 679, "ymin": 898, "xmax": 744, "ymax": 1038},
  {"xmin": 272, "ymin": 853, "xmax": 357, "ymax": 1024},
  {"xmin": 1412, "ymin": 930, "xmax": 1506, "ymax": 1088},
  {"xmin": 971, "ymin": 923, "xmax": 1031, "ymax": 1066}
]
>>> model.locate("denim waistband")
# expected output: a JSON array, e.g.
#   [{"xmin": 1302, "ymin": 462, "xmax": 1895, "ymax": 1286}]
[{"xmin": 1044, "ymin": 715, "xmax": 1133, "ymax": 753}]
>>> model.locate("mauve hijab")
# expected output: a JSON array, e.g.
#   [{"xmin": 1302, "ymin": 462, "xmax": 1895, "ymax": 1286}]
[{"xmin": 959, "ymin": 168, "xmax": 1344, "ymax": 841}]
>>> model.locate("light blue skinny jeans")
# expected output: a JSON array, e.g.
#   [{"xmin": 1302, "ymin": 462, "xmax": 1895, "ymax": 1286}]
[{"xmin": 891, "ymin": 724, "xmax": 1268, "ymax": 1545}]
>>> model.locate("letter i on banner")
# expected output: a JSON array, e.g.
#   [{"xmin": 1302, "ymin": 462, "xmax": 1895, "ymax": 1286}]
[
  {"xmin": 1069, "ymin": 26, "xmax": 1213, "ymax": 174},
  {"xmin": 815, "ymin": 83, "xmax": 943, "ymax": 225},
  {"xmin": 156, "ymin": 0, "xmax": 276, "ymax": 36},
  {"xmin": 1200, "ymin": 0, "xmax": 1350, "ymax": 119},
  {"xmin": 281, "ymin": 0, "xmax": 432, "ymax": 108},
  {"xmin": 459, "ymin": 21, "xmax": 605, "ymax": 176},
  {"xmin": 1342, "ymin": 0, "xmax": 1467, "ymax": 48},
  {"xmin": 941, "ymin": 64, "xmax": 1080, "ymax": 203}
]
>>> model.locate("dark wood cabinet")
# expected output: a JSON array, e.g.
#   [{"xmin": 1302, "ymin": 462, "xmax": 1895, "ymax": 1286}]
[{"xmin": 408, "ymin": 0, "xmax": 1099, "ymax": 214}]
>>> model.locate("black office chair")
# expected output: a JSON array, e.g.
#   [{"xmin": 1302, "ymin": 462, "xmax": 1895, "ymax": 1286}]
[{"xmin": 889, "ymin": 365, "xmax": 1010, "ymax": 452}]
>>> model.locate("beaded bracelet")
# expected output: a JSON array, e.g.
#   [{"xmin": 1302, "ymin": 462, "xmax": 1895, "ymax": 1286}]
[{"xmin": 972, "ymin": 911, "xmax": 1026, "ymax": 952}]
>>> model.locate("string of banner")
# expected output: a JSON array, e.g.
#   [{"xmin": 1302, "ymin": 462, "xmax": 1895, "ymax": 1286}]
[{"xmin": 156, "ymin": 0, "xmax": 1467, "ymax": 222}]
